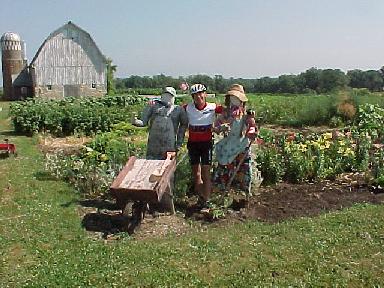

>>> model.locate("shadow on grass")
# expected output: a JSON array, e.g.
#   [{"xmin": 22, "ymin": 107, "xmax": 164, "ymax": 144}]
[
  {"xmin": 0, "ymin": 153, "xmax": 11, "ymax": 159},
  {"xmin": 0, "ymin": 130, "xmax": 21, "ymax": 137},
  {"xmin": 81, "ymin": 212, "xmax": 130, "ymax": 237},
  {"xmin": 34, "ymin": 171, "xmax": 58, "ymax": 181},
  {"xmin": 79, "ymin": 198, "xmax": 136, "ymax": 237},
  {"xmin": 80, "ymin": 199, "xmax": 147, "ymax": 236}
]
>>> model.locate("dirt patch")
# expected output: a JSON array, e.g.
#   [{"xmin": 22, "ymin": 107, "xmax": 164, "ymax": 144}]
[
  {"xmin": 77, "ymin": 172, "xmax": 384, "ymax": 240},
  {"xmin": 241, "ymin": 173, "xmax": 384, "ymax": 223}
]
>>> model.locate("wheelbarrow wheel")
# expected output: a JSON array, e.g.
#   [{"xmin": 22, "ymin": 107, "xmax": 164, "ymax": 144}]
[
  {"xmin": 127, "ymin": 201, "xmax": 148, "ymax": 234},
  {"xmin": 123, "ymin": 202, "xmax": 134, "ymax": 217}
]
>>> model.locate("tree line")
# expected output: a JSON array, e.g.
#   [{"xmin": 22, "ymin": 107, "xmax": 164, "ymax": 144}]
[{"xmin": 115, "ymin": 67, "xmax": 384, "ymax": 94}]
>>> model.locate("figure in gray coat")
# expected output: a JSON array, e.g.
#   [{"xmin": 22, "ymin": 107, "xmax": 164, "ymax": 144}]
[{"xmin": 132, "ymin": 87, "xmax": 188, "ymax": 160}]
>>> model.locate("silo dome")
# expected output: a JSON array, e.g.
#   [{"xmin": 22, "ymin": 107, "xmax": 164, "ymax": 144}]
[
  {"xmin": 1, "ymin": 32, "xmax": 21, "ymax": 42},
  {"xmin": 1, "ymin": 32, "xmax": 22, "ymax": 50}
]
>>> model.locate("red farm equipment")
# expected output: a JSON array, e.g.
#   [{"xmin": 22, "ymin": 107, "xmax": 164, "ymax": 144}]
[{"xmin": 0, "ymin": 139, "xmax": 16, "ymax": 157}]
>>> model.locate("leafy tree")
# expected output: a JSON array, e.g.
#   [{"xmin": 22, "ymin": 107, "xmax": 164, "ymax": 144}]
[
  {"xmin": 318, "ymin": 69, "xmax": 348, "ymax": 93},
  {"xmin": 106, "ymin": 58, "xmax": 117, "ymax": 95},
  {"xmin": 301, "ymin": 67, "xmax": 321, "ymax": 92},
  {"xmin": 214, "ymin": 75, "xmax": 226, "ymax": 93},
  {"xmin": 278, "ymin": 75, "xmax": 298, "ymax": 93},
  {"xmin": 186, "ymin": 74, "xmax": 214, "ymax": 91},
  {"xmin": 347, "ymin": 69, "xmax": 366, "ymax": 88},
  {"xmin": 364, "ymin": 70, "xmax": 383, "ymax": 92}
]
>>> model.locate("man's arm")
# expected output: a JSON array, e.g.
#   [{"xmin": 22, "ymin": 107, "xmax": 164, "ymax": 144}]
[{"xmin": 132, "ymin": 104, "xmax": 153, "ymax": 127}]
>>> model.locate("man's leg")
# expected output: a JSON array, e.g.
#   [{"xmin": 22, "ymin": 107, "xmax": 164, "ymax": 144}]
[
  {"xmin": 201, "ymin": 165, "xmax": 212, "ymax": 201},
  {"xmin": 192, "ymin": 164, "xmax": 203, "ymax": 195}
]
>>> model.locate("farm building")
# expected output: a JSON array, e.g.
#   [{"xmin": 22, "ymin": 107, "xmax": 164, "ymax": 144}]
[{"xmin": 1, "ymin": 21, "xmax": 108, "ymax": 100}]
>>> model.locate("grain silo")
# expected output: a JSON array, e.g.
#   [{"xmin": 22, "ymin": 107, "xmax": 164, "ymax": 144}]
[{"xmin": 1, "ymin": 32, "xmax": 30, "ymax": 100}]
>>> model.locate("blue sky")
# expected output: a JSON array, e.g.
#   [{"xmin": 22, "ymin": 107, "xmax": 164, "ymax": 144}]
[{"xmin": 1, "ymin": 0, "xmax": 384, "ymax": 81}]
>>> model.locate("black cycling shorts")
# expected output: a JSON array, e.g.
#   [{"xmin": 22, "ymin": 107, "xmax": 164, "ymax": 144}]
[{"xmin": 187, "ymin": 140, "xmax": 213, "ymax": 165}]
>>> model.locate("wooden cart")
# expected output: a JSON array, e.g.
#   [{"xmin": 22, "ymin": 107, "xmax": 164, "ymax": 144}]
[{"xmin": 109, "ymin": 152, "xmax": 176, "ymax": 231}]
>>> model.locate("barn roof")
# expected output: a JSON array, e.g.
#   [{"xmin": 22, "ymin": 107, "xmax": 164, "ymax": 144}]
[
  {"xmin": 30, "ymin": 21, "xmax": 107, "ymax": 66},
  {"xmin": 13, "ymin": 68, "xmax": 32, "ymax": 87}
]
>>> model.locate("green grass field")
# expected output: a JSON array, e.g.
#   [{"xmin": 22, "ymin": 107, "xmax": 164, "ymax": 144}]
[{"xmin": 1, "ymin": 101, "xmax": 384, "ymax": 287}]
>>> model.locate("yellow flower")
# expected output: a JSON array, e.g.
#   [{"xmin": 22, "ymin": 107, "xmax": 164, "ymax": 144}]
[
  {"xmin": 323, "ymin": 132, "xmax": 333, "ymax": 140},
  {"xmin": 344, "ymin": 148, "xmax": 354, "ymax": 156},
  {"xmin": 298, "ymin": 143, "xmax": 307, "ymax": 152},
  {"xmin": 100, "ymin": 154, "xmax": 108, "ymax": 162}
]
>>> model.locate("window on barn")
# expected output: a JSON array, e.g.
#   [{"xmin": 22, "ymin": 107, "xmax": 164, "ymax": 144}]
[{"xmin": 47, "ymin": 85, "xmax": 52, "ymax": 90}]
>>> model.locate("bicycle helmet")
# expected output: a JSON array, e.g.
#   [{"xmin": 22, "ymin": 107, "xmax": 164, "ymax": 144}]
[{"xmin": 190, "ymin": 83, "xmax": 207, "ymax": 95}]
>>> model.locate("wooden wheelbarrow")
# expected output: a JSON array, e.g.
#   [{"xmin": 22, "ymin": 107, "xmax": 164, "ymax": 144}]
[{"xmin": 109, "ymin": 152, "xmax": 176, "ymax": 233}]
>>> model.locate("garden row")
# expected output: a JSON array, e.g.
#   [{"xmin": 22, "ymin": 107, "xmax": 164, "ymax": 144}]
[
  {"xmin": 43, "ymin": 103, "xmax": 384, "ymax": 204},
  {"xmin": 256, "ymin": 104, "xmax": 384, "ymax": 185},
  {"xmin": 9, "ymin": 90, "xmax": 384, "ymax": 137},
  {"xmin": 7, "ymin": 91, "xmax": 384, "ymax": 201},
  {"xmin": 9, "ymin": 94, "xmax": 146, "ymax": 136},
  {"xmin": 246, "ymin": 90, "xmax": 384, "ymax": 127}
]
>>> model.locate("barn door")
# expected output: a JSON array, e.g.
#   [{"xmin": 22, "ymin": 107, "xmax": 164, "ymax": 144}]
[{"xmin": 63, "ymin": 85, "xmax": 80, "ymax": 97}]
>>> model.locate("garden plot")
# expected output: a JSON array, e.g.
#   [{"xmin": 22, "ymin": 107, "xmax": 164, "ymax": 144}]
[{"xmin": 75, "ymin": 171, "xmax": 384, "ymax": 240}]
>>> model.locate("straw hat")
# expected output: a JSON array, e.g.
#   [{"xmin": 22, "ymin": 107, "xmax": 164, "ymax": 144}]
[{"xmin": 226, "ymin": 84, "xmax": 247, "ymax": 102}]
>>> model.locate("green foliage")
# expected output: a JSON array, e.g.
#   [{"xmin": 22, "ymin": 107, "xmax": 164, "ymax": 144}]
[
  {"xmin": 371, "ymin": 149, "xmax": 384, "ymax": 186},
  {"xmin": 106, "ymin": 58, "xmax": 117, "ymax": 95},
  {"xmin": 120, "ymin": 87, "xmax": 163, "ymax": 95},
  {"xmin": 255, "ymin": 145, "xmax": 285, "ymax": 185},
  {"xmin": 354, "ymin": 133, "xmax": 372, "ymax": 172},
  {"xmin": 9, "ymin": 95, "xmax": 146, "ymax": 136},
  {"xmin": 205, "ymin": 195, "xmax": 233, "ymax": 220},
  {"xmin": 328, "ymin": 116, "xmax": 345, "ymax": 128},
  {"xmin": 283, "ymin": 142, "xmax": 313, "ymax": 183},
  {"xmin": 355, "ymin": 103, "xmax": 384, "ymax": 142},
  {"xmin": 173, "ymin": 147, "xmax": 193, "ymax": 202},
  {"xmin": 249, "ymin": 94, "xmax": 336, "ymax": 127},
  {"xmin": 255, "ymin": 126, "xmax": 377, "ymax": 184},
  {"xmin": 115, "ymin": 67, "xmax": 384, "ymax": 94},
  {"xmin": 348, "ymin": 69, "xmax": 384, "ymax": 92},
  {"xmin": 1, "ymin": 101, "xmax": 384, "ymax": 287},
  {"xmin": 45, "ymin": 122, "xmax": 146, "ymax": 198}
]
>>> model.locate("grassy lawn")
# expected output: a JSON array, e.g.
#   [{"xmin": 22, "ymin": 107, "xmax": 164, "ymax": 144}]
[{"xmin": 1, "ymin": 101, "xmax": 383, "ymax": 287}]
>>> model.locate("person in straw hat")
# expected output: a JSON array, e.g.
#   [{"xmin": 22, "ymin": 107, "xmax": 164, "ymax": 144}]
[{"xmin": 213, "ymin": 84, "xmax": 258, "ymax": 194}]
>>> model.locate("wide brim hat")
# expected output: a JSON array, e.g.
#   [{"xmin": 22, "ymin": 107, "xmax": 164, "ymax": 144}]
[{"xmin": 226, "ymin": 84, "xmax": 247, "ymax": 102}]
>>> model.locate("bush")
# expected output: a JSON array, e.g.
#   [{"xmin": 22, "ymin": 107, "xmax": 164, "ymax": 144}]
[
  {"xmin": 9, "ymin": 95, "xmax": 146, "ymax": 136},
  {"xmin": 255, "ymin": 145, "xmax": 285, "ymax": 185},
  {"xmin": 355, "ymin": 104, "xmax": 384, "ymax": 142},
  {"xmin": 371, "ymin": 149, "xmax": 384, "ymax": 186}
]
